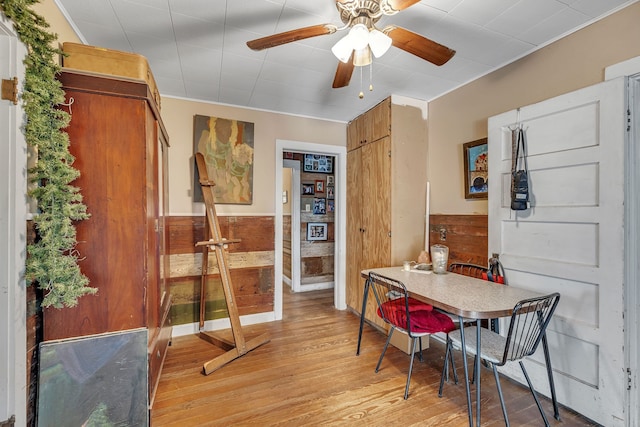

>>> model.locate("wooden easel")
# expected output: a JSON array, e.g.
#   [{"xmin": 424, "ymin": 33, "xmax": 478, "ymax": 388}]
[{"xmin": 194, "ymin": 152, "xmax": 270, "ymax": 375}]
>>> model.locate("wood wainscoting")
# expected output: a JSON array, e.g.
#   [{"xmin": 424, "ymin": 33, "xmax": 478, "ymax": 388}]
[
  {"xmin": 429, "ymin": 214, "xmax": 488, "ymax": 267},
  {"xmin": 167, "ymin": 216, "xmax": 275, "ymax": 326}
]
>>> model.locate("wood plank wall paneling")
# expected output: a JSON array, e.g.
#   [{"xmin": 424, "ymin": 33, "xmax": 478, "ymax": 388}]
[
  {"xmin": 429, "ymin": 214, "xmax": 488, "ymax": 267},
  {"xmin": 168, "ymin": 216, "xmax": 275, "ymax": 325},
  {"xmin": 283, "ymin": 215, "xmax": 291, "ymax": 278}
]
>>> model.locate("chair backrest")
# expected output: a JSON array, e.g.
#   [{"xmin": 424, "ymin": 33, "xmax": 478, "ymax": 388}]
[
  {"xmin": 447, "ymin": 262, "xmax": 487, "ymax": 279},
  {"xmin": 367, "ymin": 272, "xmax": 454, "ymax": 336},
  {"xmin": 499, "ymin": 293, "xmax": 561, "ymax": 365},
  {"xmin": 368, "ymin": 272, "xmax": 413, "ymax": 332}
]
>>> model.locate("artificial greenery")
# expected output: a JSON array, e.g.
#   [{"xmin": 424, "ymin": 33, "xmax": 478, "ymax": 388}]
[{"xmin": 0, "ymin": 0, "xmax": 95, "ymax": 307}]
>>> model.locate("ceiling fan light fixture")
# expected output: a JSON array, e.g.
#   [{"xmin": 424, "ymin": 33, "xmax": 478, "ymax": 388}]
[
  {"xmin": 353, "ymin": 47, "xmax": 372, "ymax": 67},
  {"xmin": 331, "ymin": 34, "xmax": 353, "ymax": 63},
  {"xmin": 368, "ymin": 28, "xmax": 392, "ymax": 58},
  {"xmin": 349, "ymin": 23, "xmax": 370, "ymax": 50}
]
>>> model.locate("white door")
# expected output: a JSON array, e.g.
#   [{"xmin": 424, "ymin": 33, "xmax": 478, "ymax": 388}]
[
  {"xmin": 488, "ymin": 77, "xmax": 628, "ymax": 426},
  {"xmin": 0, "ymin": 18, "xmax": 27, "ymax": 426}
]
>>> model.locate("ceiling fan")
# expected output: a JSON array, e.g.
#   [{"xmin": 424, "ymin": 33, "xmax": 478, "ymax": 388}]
[{"xmin": 246, "ymin": 0, "xmax": 455, "ymax": 89}]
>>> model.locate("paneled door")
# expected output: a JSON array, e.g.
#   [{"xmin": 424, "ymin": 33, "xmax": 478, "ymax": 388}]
[
  {"xmin": 346, "ymin": 149, "xmax": 363, "ymax": 312},
  {"xmin": 0, "ymin": 24, "xmax": 27, "ymax": 426},
  {"xmin": 488, "ymin": 77, "xmax": 628, "ymax": 426}
]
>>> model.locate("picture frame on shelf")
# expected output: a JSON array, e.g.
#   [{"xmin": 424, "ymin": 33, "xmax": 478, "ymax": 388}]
[
  {"xmin": 463, "ymin": 138, "xmax": 488, "ymax": 199},
  {"xmin": 302, "ymin": 183, "xmax": 314, "ymax": 195},
  {"xmin": 306, "ymin": 222, "xmax": 327, "ymax": 241},
  {"xmin": 313, "ymin": 198, "xmax": 326, "ymax": 214}
]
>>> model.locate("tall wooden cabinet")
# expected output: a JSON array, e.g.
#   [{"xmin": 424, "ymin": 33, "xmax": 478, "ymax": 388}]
[
  {"xmin": 43, "ymin": 69, "xmax": 172, "ymax": 405},
  {"xmin": 346, "ymin": 97, "xmax": 428, "ymax": 329}
]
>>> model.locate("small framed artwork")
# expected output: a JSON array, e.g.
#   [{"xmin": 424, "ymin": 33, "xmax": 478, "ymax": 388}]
[
  {"xmin": 463, "ymin": 138, "xmax": 488, "ymax": 199},
  {"xmin": 313, "ymin": 197, "xmax": 326, "ymax": 214},
  {"xmin": 327, "ymin": 199, "xmax": 335, "ymax": 213},
  {"xmin": 304, "ymin": 154, "xmax": 333, "ymax": 174},
  {"xmin": 326, "ymin": 186, "xmax": 334, "ymax": 200},
  {"xmin": 302, "ymin": 183, "xmax": 315, "ymax": 195},
  {"xmin": 307, "ymin": 222, "xmax": 327, "ymax": 241},
  {"xmin": 315, "ymin": 180, "xmax": 324, "ymax": 193},
  {"xmin": 327, "ymin": 176, "xmax": 335, "ymax": 185}
]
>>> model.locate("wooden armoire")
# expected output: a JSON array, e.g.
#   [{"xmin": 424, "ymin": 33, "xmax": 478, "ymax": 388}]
[
  {"xmin": 43, "ymin": 69, "xmax": 172, "ymax": 405},
  {"xmin": 346, "ymin": 96, "xmax": 428, "ymax": 330}
]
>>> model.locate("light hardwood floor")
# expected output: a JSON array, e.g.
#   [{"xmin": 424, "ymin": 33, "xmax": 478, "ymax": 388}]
[{"xmin": 152, "ymin": 288, "xmax": 598, "ymax": 426}]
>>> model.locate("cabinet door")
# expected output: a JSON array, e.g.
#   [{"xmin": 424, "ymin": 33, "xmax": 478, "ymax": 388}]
[
  {"xmin": 364, "ymin": 97, "xmax": 390, "ymax": 143},
  {"xmin": 360, "ymin": 136, "xmax": 391, "ymax": 329},
  {"xmin": 347, "ymin": 118, "xmax": 361, "ymax": 152},
  {"xmin": 346, "ymin": 149, "xmax": 363, "ymax": 311},
  {"xmin": 158, "ymin": 130, "xmax": 170, "ymax": 318},
  {"xmin": 348, "ymin": 114, "xmax": 369, "ymax": 150},
  {"xmin": 361, "ymin": 136, "xmax": 391, "ymax": 267}
]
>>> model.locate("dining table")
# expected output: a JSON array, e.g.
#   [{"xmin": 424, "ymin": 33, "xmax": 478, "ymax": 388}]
[{"xmin": 357, "ymin": 266, "xmax": 560, "ymax": 427}]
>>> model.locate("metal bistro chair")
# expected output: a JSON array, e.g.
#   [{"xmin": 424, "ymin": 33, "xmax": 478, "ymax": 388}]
[
  {"xmin": 438, "ymin": 263, "xmax": 492, "ymax": 385},
  {"xmin": 439, "ymin": 292, "xmax": 561, "ymax": 427},
  {"xmin": 368, "ymin": 272, "xmax": 455, "ymax": 400},
  {"xmin": 447, "ymin": 262, "xmax": 488, "ymax": 279},
  {"xmin": 446, "ymin": 262, "xmax": 503, "ymax": 333}
]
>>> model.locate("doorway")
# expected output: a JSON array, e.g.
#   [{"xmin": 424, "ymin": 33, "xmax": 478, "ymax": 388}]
[
  {"xmin": 274, "ymin": 140, "xmax": 347, "ymax": 321},
  {"xmin": 282, "ymin": 159, "xmax": 301, "ymax": 292}
]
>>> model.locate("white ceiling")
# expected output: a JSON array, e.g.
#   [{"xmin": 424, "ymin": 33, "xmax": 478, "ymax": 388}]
[{"xmin": 55, "ymin": 0, "xmax": 634, "ymax": 122}]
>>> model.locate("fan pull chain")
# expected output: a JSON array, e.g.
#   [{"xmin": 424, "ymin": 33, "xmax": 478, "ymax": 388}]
[
  {"xmin": 369, "ymin": 62, "xmax": 373, "ymax": 92},
  {"xmin": 359, "ymin": 66, "xmax": 364, "ymax": 99}
]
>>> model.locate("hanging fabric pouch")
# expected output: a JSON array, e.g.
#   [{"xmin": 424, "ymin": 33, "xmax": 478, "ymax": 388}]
[{"xmin": 511, "ymin": 127, "xmax": 529, "ymax": 210}]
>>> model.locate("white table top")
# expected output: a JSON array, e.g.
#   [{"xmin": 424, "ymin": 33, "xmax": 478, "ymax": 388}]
[{"xmin": 362, "ymin": 267, "xmax": 542, "ymax": 319}]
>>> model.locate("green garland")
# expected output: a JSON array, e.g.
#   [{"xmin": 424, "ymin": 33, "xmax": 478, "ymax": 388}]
[{"xmin": 1, "ymin": 0, "xmax": 95, "ymax": 307}]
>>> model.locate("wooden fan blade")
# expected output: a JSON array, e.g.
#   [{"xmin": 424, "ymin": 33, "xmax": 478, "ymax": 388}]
[
  {"xmin": 247, "ymin": 24, "xmax": 336, "ymax": 51},
  {"xmin": 332, "ymin": 54, "xmax": 355, "ymax": 88},
  {"xmin": 385, "ymin": 26, "xmax": 455, "ymax": 66},
  {"xmin": 385, "ymin": 0, "xmax": 421, "ymax": 12}
]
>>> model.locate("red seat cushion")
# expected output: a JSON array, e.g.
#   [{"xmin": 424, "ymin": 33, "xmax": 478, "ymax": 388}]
[{"xmin": 377, "ymin": 298, "xmax": 455, "ymax": 334}]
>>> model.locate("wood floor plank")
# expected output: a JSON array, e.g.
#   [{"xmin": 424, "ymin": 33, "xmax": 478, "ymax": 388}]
[{"xmin": 151, "ymin": 288, "xmax": 598, "ymax": 426}]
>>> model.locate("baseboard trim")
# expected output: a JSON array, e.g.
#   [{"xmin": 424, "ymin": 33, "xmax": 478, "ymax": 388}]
[{"xmin": 171, "ymin": 311, "xmax": 276, "ymax": 338}]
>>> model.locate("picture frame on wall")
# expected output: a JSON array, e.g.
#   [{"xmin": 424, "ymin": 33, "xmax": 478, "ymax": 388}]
[
  {"xmin": 302, "ymin": 183, "xmax": 314, "ymax": 195},
  {"xmin": 315, "ymin": 180, "xmax": 324, "ymax": 193},
  {"xmin": 303, "ymin": 154, "xmax": 333, "ymax": 174},
  {"xmin": 463, "ymin": 138, "xmax": 488, "ymax": 199},
  {"xmin": 306, "ymin": 222, "xmax": 327, "ymax": 241},
  {"xmin": 327, "ymin": 176, "xmax": 334, "ymax": 185},
  {"xmin": 327, "ymin": 199, "xmax": 335, "ymax": 213},
  {"xmin": 326, "ymin": 186, "xmax": 334, "ymax": 200},
  {"xmin": 313, "ymin": 198, "xmax": 326, "ymax": 214}
]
